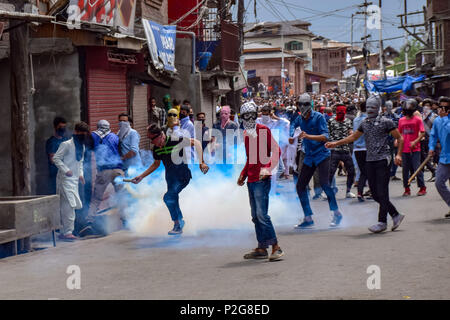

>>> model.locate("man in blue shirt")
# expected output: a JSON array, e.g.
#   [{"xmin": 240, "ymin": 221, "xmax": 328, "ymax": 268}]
[
  {"xmin": 79, "ymin": 119, "xmax": 124, "ymax": 237},
  {"xmin": 289, "ymin": 93, "xmax": 343, "ymax": 229},
  {"xmin": 180, "ymin": 104, "xmax": 195, "ymax": 162},
  {"xmin": 118, "ymin": 113, "xmax": 142, "ymax": 172},
  {"xmin": 428, "ymin": 96, "xmax": 450, "ymax": 219},
  {"xmin": 353, "ymin": 101, "xmax": 368, "ymax": 201}
]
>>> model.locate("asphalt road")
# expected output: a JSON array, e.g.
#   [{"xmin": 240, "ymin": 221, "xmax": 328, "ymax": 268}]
[{"xmin": 0, "ymin": 171, "xmax": 449, "ymax": 300}]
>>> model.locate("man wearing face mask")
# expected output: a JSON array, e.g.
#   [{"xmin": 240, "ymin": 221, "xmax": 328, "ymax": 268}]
[
  {"xmin": 212, "ymin": 105, "xmax": 239, "ymax": 164},
  {"xmin": 382, "ymin": 101, "xmax": 401, "ymax": 181},
  {"xmin": 326, "ymin": 96, "xmax": 405, "ymax": 234},
  {"xmin": 237, "ymin": 102, "xmax": 284, "ymax": 261},
  {"xmin": 46, "ymin": 117, "xmax": 68, "ymax": 194},
  {"xmin": 327, "ymin": 105, "xmax": 356, "ymax": 198},
  {"xmin": 79, "ymin": 120, "xmax": 124, "ymax": 238},
  {"xmin": 421, "ymin": 99, "xmax": 438, "ymax": 182},
  {"xmin": 53, "ymin": 122, "xmax": 90, "ymax": 241},
  {"xmin": 289, "ymin": 93, "xmax": 343, "ymax": 229},
  {"xmin": 398, "ymin": 99, "xmax": 427, "ymax": 196},
  {"xmin": 196, "ymin": 112, "xmax": 211, "ymax": 151},
  {"xmin": 118, "ymin": 113, "xmax": 142, "ymax": 173}
]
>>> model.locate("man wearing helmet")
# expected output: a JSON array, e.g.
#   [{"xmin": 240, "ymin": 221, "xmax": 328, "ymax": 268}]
[{"xmin": 237, "ymin": 101, "xmax": 284, "ymax": 262}]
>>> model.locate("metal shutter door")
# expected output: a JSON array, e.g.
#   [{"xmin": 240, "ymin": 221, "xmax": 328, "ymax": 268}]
[
  {"xmin": 87, "ymin": 67, "xmax": 128, "ymax": 133},
  {"xmin": 131, "ymin": 84, "xmax": 149, "ymax": 150}
]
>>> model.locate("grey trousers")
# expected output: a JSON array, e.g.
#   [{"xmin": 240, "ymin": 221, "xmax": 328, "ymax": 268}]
[
  {"xmin": 86, "ymin": 169, "xmax": 125, "ymax": 224},
  {"xmin": 60, "ymin": 193, "xmax": 75, "ymax": 235},
  {"xmin": 435, "ymin": 163, "xmax": 450, "ymax": 207}
]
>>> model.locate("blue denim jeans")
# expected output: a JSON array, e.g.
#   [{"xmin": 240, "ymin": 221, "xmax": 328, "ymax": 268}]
[
  {"xmin": 247, "ymin": 179, "xmax": 278, "ymax": 249},
  {"xmin": 163, "ymin": 176, "xmax": 190, "ymax": 222},
  {"xmin": 296, "ymin": 157, "xmax": 339, "ymax": 217}
]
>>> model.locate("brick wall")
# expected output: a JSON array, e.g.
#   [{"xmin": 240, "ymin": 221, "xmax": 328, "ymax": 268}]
[{"xmin": 135, "ymin": 0, "xmax": 168, "ymax": 38}]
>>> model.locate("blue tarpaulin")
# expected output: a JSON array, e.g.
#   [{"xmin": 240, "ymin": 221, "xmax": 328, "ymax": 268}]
[{"xmin": 364, "ymin": 75, "xmax": 426, "ymax": 93}]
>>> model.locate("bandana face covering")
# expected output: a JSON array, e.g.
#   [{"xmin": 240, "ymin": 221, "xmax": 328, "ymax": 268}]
[
  {"xmin": 298, "ymin": 93, "xmax": 312, "ymax": 119},
  {"xmin": 240, "ymin": 102, "xmax": 258, "ymax": 137},
  {"xmin": 366, "ymin": 96, "xmax": 381, "ymax": 119},
  {"xmin": 336, "ymin": 106, "xmax": 346, "ymax": 122}
]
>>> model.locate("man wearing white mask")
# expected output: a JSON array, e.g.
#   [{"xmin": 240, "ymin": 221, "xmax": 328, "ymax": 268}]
[{"xmin": 118, "ymin": 113, "xmax": 142, "ymax": 173}]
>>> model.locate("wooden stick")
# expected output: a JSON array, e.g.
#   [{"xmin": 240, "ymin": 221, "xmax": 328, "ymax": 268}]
[{"xmin": 407, "ymin": 154, "xmax": 432, "ymax": 186}]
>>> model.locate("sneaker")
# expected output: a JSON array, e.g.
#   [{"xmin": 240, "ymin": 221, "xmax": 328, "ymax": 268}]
[
  {"xmin": 312, "ymin": 194, "xmax": 324, "ymax": 200},
  {"xmin": 244, "ymin": 249, "xmax": 268, "ymax": 260},
  {"xmin": 329, "ymin": 212, "xmax": 343, "ymax": 228},
  {"xmin": 346, "ymin": 192, "xmax": 356, "ymax": 198},
  {"xmin": 427, "ymin": 175, "xmax": 435, "ymax": 182},
  {"xmin": 368, "ymin": 222, "xmax": 387, "ymax": 233},
  {"xmin": 391, "ymin": 214, "xmax": 405, "ymax": 231},
  {"xmin": 417, "ymin": 187, "xmax": 427, "ymax": 196},
  {"xmin": 357, "ymin": 194, "xmax": 365, "ymax": 202},
  {"xmin": 168, "ymin": 224, "xmax": 183, "ymax": 235},
  {"xmin": 445, "ymin": 211, "xmax": 450, "ymax": 219},
  {"xmin": 294, "ymin": 219, "xmax": 314, "ymax": 229},
  {"xmin": 391, "ymin": 176, "xmax": 401, "ymax": 181},
  {"xmin": 58, "ymin": 234, "xmax": 78, "ymax": 242},
  {"xmin": 269, "ymin": 249, "xmax": 285, "ymax": 261},
  {"xmin": 402, "ymin": 188, "xmax": 411, "ymax": 197},
  {"xmin": 179, "ymin": 219, "xmax": 185, "ymax": 230}
]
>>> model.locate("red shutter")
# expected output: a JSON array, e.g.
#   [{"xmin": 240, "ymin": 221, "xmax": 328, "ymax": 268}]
[
  {"xmin": 131, "ymin": 84, "xmax": 150, "ymax": 150},
  {"xmin": 87, "ymin": 67, "xmax": 128, "ymax": 133}
]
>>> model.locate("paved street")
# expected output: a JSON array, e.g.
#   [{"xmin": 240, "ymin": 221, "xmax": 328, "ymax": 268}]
[{"xmin": 0, "ymin": 171, "xmax": 449, "ymax": 300}]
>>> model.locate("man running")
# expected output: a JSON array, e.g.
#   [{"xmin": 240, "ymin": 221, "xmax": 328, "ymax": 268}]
[
  {"xmin": 289, "ymin": 93, "xmax": 343, "ymax": 229},
  {"xmin": 326, "ymin": 96, "xmax": 405, "ymax": 233},
  {"xmin": 132, "ymin": 124, "xmax": 209, "ymax": 235}
]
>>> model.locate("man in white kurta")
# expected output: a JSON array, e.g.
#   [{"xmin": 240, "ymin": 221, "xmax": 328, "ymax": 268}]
[{"xmin": 53, "ymin": 122, "xmax": 89, "ymax": 240}]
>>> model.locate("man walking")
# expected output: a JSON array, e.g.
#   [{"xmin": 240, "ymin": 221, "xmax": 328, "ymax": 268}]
[
  {"xmin": 326, "ymin": 96, "xmax": 405, "ymax": 233},
  {"xmin": 53, "ymin": 122, "xmax": 90, "ymax": 241},
  {"xmin": 118, "ymin": 113, "xmax": 142, "ymax": 172},
  {"xmin": 46, "ymin": 117, "xmax": 68, "ymax": 194},
  {"xmin": 289, "ymin": 93, "xmax": 343, "ymax": 229},
  {"xmin": 398, "ymin": 99, "xmax": 427, "ymax": 196},
  {"xmin": 237, "ymin": 102, "xmax": 284, "ymax": 261},
  {"xmin": 132, "ymin": 124, "xmax": 209, "ymax": 235},
  {"xmin": 352, "ymin": 101, "xmax": 368, "ymax": 202},
  {"xmin": 327, "ymin": 105, "xmax": 356, "ymax": 198},
  {"xmin": 428, "ymin": 96, "xmax": 450, "ymax": 218}
]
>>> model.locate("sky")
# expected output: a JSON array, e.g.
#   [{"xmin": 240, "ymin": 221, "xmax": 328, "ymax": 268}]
[{"xmin": 238, "ymin": 0, "xmax": 426, "ymax": 51}]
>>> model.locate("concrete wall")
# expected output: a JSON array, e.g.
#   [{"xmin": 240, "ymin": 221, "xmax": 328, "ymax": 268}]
[
  {"xmin": 135, "ymin": 0, "xmax": 169, "ymax": 38},
  {"xmin": 0, "ymin": 59, "xmax": 13, "ymax": 196},
  {"xmin": 151, "ymin": 38, "xmax": 201, "ymax": 116},
  {"xmin": 32, "ymin": 53, "xmax": 82, "ymax": 195}
]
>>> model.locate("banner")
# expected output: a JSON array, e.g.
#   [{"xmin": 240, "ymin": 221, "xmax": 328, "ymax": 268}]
[
  {"xmin": 142, "ymin": 20, "xmax": 177, "ymax": 73},
  {"xmin": 67, "ymin": 0, "xmax": 136, "ymax": 35}
]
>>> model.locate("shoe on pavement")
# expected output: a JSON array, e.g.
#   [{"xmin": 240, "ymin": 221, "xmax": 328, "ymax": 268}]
[
  {"xmin": 329, "ymin": 212, "xmax": 343, "ymax": 228},
  {"xmin": 269, "ymin": 249, "xmax": 285, "ymax": 261},
  {"xmin": 244, "ymin": 249, "xmax": 268, "ymax": 260},
  {"xmin": 357, "ymin": 194, "xmax": 365, "ymax": 202},
  {"xmin": 346, "ymin": 192, "xmax": 356, "ymax": 198},
  {"xmin": 417, "ymin": 187, "xmax": 427, "ymax": 196},
  {"xmin": 168, "ymin": 223, "xmax": 183, "ymax": 235},
  {"xmin": 445, "ymin": 211, "xmax": 450, "ymax": 219},
  {"xmin": 58, "ymin": 233, "xmax": 78, "ymax": 242},
  {"xmin": 391, "ymin": 214, "xmax": 405, "ymax": 231},
  {"xmin": 368, "ymin": 222, "xmax": 387, "ymax": 233},
  {"xmin": 402, "ymin": 188, "xmax": 411, "ymax": 197},
  {"xmin": 391, "ymin": 176, "xmax": 401, "ymax": 181},
  {"xmin": 427, "ymin": 175, "xmax": 436, "ymax": 182},
  {"xmin": 312, "ymin": 194, "xmax": 324, "ymax": 200},
  {"xmin": 294, "ymin": 219, "xmax": 314, "ymax": 229}
]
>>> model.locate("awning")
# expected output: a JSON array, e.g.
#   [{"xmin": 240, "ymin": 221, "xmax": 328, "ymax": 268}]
[
  {"xmin": 0, "ymin": 10, "xmax": 55, "ymax": 22},
  {"xmin": 364, "ymin": 74, "xmax": 426, "ymax": 93}
]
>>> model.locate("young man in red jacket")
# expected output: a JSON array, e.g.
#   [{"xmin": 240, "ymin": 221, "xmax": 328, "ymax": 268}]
[{"xmin": 237, "ymin": 102, "xmax": 284, "ymax": 261}]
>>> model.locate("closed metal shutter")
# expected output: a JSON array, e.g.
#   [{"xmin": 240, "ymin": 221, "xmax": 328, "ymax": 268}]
[
  {"xmin": 131, "ymin": 84, "xmax": 149, "ymax": 150},
  {"xmin": 87, "ymin": 67, "xmax": 128, "ymax": 133}
]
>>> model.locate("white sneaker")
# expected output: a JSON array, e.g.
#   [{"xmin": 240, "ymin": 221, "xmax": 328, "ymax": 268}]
[
  {"xmin": 346, "ymin": 192, "xmax": 356, "ymax": 198},
  {"xmin": 368, "ymin": 222, "xmax": 387, "ymax": 233},
  {"xmin": 391, "ymin": 214, "xmax": 405, "ymax": 231}
]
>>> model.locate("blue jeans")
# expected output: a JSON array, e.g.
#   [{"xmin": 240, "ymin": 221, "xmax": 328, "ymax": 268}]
[
  {"xmin": 163, "ymin": 176, "xmax": 190, "ymax": 222},
  {"xmin": 247, "ymin": 179, "xmax": 278, "ymax": 249},
  {"xmin": 296, "ymin": 157, "xmax": 339, "ymax": 217}
]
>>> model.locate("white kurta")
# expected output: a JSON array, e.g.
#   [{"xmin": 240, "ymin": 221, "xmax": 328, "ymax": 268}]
[{"xmin": 53, "ymin": 138, "xmax": 84, "ymax": 209}]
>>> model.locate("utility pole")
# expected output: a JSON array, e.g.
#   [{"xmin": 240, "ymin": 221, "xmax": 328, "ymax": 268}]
[
  {"xmin": 237, "ymin": 0, "xmax": 245, "ymax": 55},
  {"xmin": 356, "ymin": 0, "xmax": 372, "ymax": 97},
  {"xmin": 404, "ymin": 0, "xmax": 408, "ymax": 71},
  {"xmin": 281, "ymin": 31, "xmax": 285, "ymax": 95},
  {"xmin": 379, "ymin": 0, "xmax": 385, "ymax": 78},
  {"xmin": 350, "ymin": 14, "xmax": 354, "ymax": 58}
]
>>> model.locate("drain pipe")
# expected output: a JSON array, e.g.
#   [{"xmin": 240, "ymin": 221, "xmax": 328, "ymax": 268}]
[{"xmin": 175, "ymin": 30, "xmax": 196, "ymax": 74}]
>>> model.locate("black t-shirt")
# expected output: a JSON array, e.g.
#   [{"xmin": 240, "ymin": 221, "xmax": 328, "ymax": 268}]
[
  {"xmin": 358, "ymin": 116, "xmax": 396, "ymax": 162},
  {"xmin": 152, "ymin": 136, "xmax": 192, "ymax": 181}
]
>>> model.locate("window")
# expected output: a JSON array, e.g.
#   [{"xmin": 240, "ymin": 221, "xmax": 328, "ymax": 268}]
[{"xmin": 285, "ymin": 41, "xmax": 303, "ymax": 51}]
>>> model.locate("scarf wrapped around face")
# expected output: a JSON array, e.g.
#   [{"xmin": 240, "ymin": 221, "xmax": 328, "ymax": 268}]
[
  {"xmin": 118, "ymin": 121, "xmax": 131, "ymax": 141},
  {"xmin": 336, "ymin": 105, "xmax": 347, "ymax": 122},
  {"xmin": 94, "ymin": 120, "xmax": 111, "ymax": 139}
]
